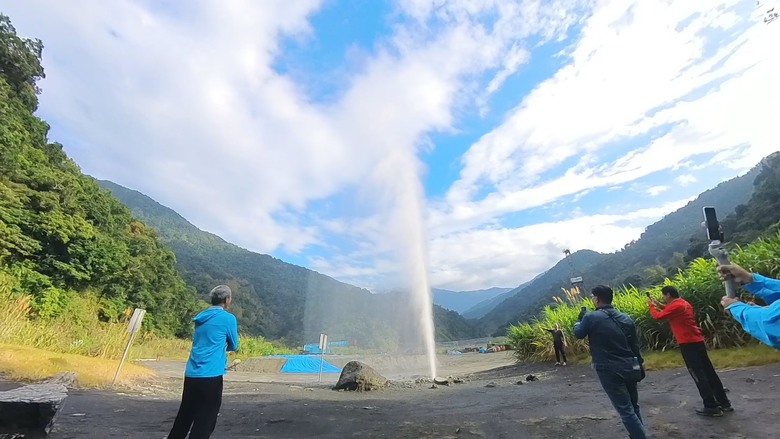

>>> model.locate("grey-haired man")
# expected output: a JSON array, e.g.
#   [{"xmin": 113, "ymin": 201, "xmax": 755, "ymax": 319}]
[{"xmin": 169, "ymin": 285, "xmax": 239, "ymax": 439}]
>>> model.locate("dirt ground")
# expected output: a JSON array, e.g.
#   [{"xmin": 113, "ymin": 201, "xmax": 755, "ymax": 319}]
[{"xmin": 3, "ymin": 352, "xmax": 780, "ymax": 438}]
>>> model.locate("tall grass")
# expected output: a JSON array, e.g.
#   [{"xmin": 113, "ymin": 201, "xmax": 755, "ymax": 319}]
[
  {"xmin": 0, "ymin": 270, "xmax": 293, "ymax": 367},
  {"xmin": 508, "ymin": 232, "xmax": 780, "ymax": 361}
]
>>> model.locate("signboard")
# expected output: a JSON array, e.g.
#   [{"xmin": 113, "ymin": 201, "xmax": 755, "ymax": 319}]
[
  {"xmin": 127, "ymin": 308, "xmax": 146, "ymax": 334},
  {"xmin": 570, "ymin": 276, "xmax": 583, "ymax": 283}
]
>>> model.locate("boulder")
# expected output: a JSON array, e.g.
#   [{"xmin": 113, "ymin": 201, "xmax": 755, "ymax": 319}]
[
  {"xmin": 0, "ymin": 383, "xmax": 68, "ymax": 436},
  {"xmin": 433, "ymin": 376, "xmax": 450, "ymax": 386},
  {"xmin": 333, "ymin": 361, "xmax": 387, "ymax": 391}
]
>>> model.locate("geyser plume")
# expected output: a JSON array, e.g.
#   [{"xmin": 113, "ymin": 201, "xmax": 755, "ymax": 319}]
[
  {"xmin": 301, "ymin": 148, "xmax": 437, "ymax": 379},
  {"xmin": 363, "ymin": 148, "xmax": 438, "ymax": 379},
  {"xmin": 380, "ymin": 151, "xmax": 438, "ymax": 379}
]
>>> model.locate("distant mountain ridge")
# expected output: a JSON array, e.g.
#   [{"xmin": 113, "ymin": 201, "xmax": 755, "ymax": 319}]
[
  {"xmin": 476, "ymin": 163, "xmax": 763, "ymax": 335},
  {"xmin": 99, "ymin": 180, "xmax": 481, "ymax": 344},
  {"xmin": 462, "ymin": 278, "xmax": 536, "ymax": 319},
  {"xmin": 432, "ymin": 287, "xmax": 513, "ymax": 314}
]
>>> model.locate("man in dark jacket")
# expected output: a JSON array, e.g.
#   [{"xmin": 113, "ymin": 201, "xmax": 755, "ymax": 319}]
[
  {"xmin": 574, "ymin": 285, "xmax": 647, "ymax": 439},
  {"xmin": 169, "ymin": 285, "xmax": 239, "ymax": 439},
  {"xmin": 649, "ymin": 285, "xmax": 731, "ymax": 416},
  {"xmin": 545, "ymin": 323, "xmax": 567, "ymax": 366}
]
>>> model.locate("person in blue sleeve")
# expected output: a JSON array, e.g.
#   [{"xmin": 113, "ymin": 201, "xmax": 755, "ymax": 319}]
[
  {"xmin": 574, "ymin": 285, "xmax": 648, "ymax": 439},
  {"xmin": 169, "ymin": 285, "xmax": 239, "ymax": 439},
  {"xmin": 718, "ymin": 264, "xmax": 780, "ymax": 350}
]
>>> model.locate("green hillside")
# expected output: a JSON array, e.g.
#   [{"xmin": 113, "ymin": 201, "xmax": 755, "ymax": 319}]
[
  {"xmin": 0, "ymin": 15, "xmax": 199, "ymax": 337},
  {"xmin": 478, "ymin": 163, "xmax": 763, "ymax": 335},
  {"xmin": 98, "ymin": 180, "xmax": 481, "ymax": 344}
]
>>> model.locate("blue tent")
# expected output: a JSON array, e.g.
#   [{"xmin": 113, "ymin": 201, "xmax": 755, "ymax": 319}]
[{"xmin": 274, "ymin": 355, "xmax": 342, "ymax": 373}]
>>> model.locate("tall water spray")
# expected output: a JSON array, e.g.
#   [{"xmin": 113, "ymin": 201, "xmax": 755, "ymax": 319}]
[{"xmin": 380, "ymin": 150, "xmax": 438, "ymax": 379}]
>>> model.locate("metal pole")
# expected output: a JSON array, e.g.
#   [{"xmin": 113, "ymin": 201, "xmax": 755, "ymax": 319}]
[
  {"xmin": 112, "ymin": 330, "xmax": 137, "ymax": 386},
  {"xmin": 318, "ymin": 349, "xmax": 324, "ymax": 383}
]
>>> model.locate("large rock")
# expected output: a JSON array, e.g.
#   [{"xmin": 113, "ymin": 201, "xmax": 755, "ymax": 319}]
[
  {"xmin": 0, "ymin": 383, "xmax": 68, "ymax": 436},
  {"xmin": 333, "ymin": 361, "xmax": 387, "ymax": 391}
]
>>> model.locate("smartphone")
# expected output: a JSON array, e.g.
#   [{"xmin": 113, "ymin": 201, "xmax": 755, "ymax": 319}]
[
  {"xmin": 703, "ymin": 207, "xmax": 721, "ymax": 241},
  {"xmin": 580, "ymin": 306, "xmax": 587, "ymax": 313}
]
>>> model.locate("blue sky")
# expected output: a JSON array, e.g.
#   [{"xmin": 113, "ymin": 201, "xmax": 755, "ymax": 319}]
[{"xmin": 2, "ymin": 0, "xmax": 778, "ymax": 291}]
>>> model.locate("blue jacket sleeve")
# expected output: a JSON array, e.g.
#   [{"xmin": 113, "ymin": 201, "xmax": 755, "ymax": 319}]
[
  {"xmin": 726, "ymin": 301, "xmax": 780, "ymax": 349},
  {"xmin": 226, "ymin": 315, "xmax": 239, "ymax": 352},
  {"xmin": 744, "ymin": 273, "xmax": 780, "ymax": 305},
  {"xmin": 573, "ymin": 314, "xmax": 590, "ymax": 339}
]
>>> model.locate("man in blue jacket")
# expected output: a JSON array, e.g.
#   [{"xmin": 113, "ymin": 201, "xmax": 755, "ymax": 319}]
[
  {"xmin": 718, "ymin": 263, "xmax": 780, "ymax": 349},
  {"xmin": 574, "ymin": 285, "xmax": 648, "ymax": 439},
  {"xmin": 169, "ymin": 285, "xmax": 239, "ymax": 439}
]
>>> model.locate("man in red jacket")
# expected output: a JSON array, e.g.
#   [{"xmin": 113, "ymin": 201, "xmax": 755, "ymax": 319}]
[{"xmin": 648, "ymin": 286, "xmax": 732, "ymax": 417}]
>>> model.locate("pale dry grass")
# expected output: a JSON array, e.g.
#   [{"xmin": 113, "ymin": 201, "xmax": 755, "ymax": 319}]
[{"xmin": 0, "ymin": 343, "xmax": 154, "ymax": 388}]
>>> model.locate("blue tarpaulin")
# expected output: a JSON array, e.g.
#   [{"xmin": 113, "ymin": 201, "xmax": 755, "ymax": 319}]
[{"xmin": 275, "ymin": 355, "xmax": 342, "ymax": 373}]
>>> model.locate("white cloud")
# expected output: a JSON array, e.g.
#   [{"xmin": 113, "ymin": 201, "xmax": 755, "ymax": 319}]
[
  {"xmin": 427, "ymin": 198, "xmax": 692, "ymax": 290},
  {"xmin": 646, "ymin": 185, "xmax": 670, "ymax": 196},
  {"xmin": 3, "ymin": 0, "xmax": 777, "ymax": 293},
  {"xmin": 675, "ymin": 174, "xmax": 698, "ymax": 186},
  {"xmin": 425, "ymin": 0, "xmax": 778, "ymax": 288}
]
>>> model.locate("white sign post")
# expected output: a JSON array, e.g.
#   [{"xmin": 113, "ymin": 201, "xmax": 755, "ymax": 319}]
[
  {"xmin": 318, "ymin": 333, "xmax": 328, "ymax": 383},
  {"xmin": 112, "ymin": 308, "xmax": 146, "ymax": 386}
]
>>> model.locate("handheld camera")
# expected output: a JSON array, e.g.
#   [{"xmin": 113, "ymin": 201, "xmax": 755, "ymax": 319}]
[{"xmin": 702, "ymin": 207, "xmax": 737, "ymax": 298}]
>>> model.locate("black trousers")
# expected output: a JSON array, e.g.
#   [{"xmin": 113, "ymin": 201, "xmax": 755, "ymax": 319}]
[
  {"xmin": 554, "ymin": 342, "xmax": 567, "ymax": 363},
  {"xmin": 679, "ymin": 342, "xmax": 729, "ymax": 408},
  {"xmin": 169, "ymin": 375, "xmax": 224, "ymax": 439}
]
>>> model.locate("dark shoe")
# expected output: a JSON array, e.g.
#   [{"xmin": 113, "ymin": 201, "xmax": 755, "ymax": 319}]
[
  {"xmin": 719, "ymin": 404, "xmax": 734, "ymax": 413},
  {"xmin": 696, "ymin": 407, "xmax": 723, "ymax": 417}
]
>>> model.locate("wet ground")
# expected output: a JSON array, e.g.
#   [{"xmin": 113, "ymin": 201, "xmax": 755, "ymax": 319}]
[{"xmin": 3, "ymin": 353, "xmax": 780, "ymax": 438}]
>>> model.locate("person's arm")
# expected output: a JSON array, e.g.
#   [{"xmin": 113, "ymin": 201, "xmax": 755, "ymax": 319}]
[
  {"xmin": 573, "ymin": 314, "xmax": 590, "ymax": 339},
  {"xmin": 744, "ymin": 273, "xmax": 780, "ymax": 305},
  {"xmin": 648, "ymin": 300, "xmax": 681, "ymax": 320},
  {"xmin": 226, "ymin": 316, "xmax": 239, "ymax": 352},
  {"xmin": 725, "ymin": 301, "xmax": 780, "ymax": 349}
]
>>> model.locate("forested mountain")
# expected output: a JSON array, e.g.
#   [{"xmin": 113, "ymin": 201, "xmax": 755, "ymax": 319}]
[
  {"xmin": 478, "ymin": 163, "xmax": 765, "ymax": 335},
  {"xmin": 691, "ymin": 152, "xmax": 780, "ymax": 254},
  {"xmin": 478, "ymin": 250, "xmax": 607, "ymax": 335},
  {"xmin": 0, "ymin": 16, "xmax": 199, "ymax": 337},
  {"xmin": 432, "ymin": 287, "xmax": 512, "ymax": 314},
  {"xmin": 99, "ymin": 180, "xmax": 481, "ymax": 344},
  {"xmin": 462, "ymin": 280, "xmax": 533, "ymax": 319}
]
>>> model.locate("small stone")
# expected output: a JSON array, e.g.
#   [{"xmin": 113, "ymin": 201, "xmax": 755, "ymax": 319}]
[
  {"xmin": 515, "ymin": 380, "xmax": 524, "ymax": 385},
  {"xmin": 526, "ymin": 374, "xmax": 538, "ymax": 382},
  {"xmin": 745, "ymin": 378, "xmax": 755, "ymax": 383},
  {"xmin": 485, "ymin": 382, "xmax": 497, "ymax": 388}
]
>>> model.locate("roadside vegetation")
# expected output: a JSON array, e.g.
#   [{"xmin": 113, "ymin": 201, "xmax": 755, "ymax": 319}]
[{"xmin": 507, "ymin": 230, "xmax": 780, "ymax": 363}]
